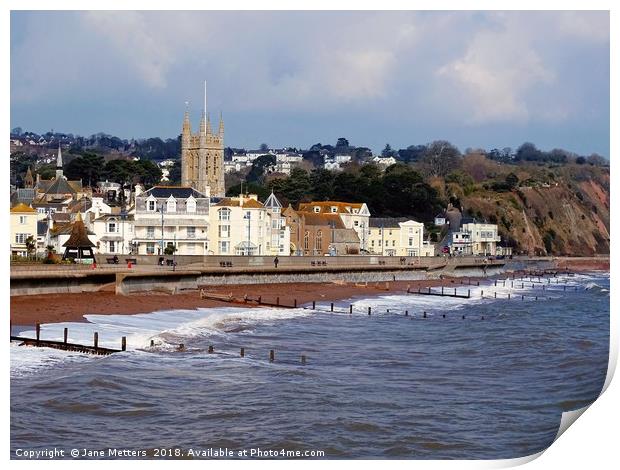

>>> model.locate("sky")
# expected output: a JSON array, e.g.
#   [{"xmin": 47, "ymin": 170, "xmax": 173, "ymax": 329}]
[{"xmin": 10, "ymin": 10, "xmax": 610, "ymax": 157}]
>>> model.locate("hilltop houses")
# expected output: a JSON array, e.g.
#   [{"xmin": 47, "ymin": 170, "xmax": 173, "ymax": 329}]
[{"xmin": 450, "ymin": 218, "xmax": 501, "ymax": 256}]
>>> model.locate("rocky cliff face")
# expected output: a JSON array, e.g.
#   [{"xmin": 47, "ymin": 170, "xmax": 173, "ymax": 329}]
[{"xmin": 459, "ymin": 167, "xmax": 609, "ymax": 256}]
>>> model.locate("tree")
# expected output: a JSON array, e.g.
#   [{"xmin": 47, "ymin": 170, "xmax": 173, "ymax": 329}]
[
  {"xmin": 168, "ymin": 160, "xmax": 182, "ymax": 184},
  {"xmin": 515, "ymin": 142, "xmax": 542, "ymax": 162},
  {"xmin": 64, "ymin": 152, "xmax": 105, "ymax": 187},
  {"xmin": 247, "ymin": 154, "xmax": 276, "ymax": 182},
  {"xmin": 505, "ymin": 173, "xmax": 519, "ymax": 189},
  {"xmin": 309, "ymin": 169, "xmax": 335, "ymax": 201},
  {"xmin": 381, "ymin": 144, "xmax": 396, "ymax": 158},
  {"xmin": 575, "ymin": 156, "xmax": 587, "ymax": 165},
  {"xmin": 259, "ymin": 143, "xmax": 269, "ymax": 152},
  {"xmin": 418, "ymin": 140, "xmax": 461, "ymax": 178},
  {"xmin": 336, "ymin": 137, "xmax": 349, "ymax": 149},
  {"xmin": 25, "ymin": 236, "xmax": 36, "ymax": 256}
]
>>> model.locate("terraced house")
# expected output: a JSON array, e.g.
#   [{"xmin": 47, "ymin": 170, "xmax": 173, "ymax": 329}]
[{"xmin": 133, "ymin": 186, "xmax": 210, "ymax": 256}]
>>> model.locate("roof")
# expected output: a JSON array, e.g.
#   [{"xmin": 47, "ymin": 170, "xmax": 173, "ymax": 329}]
[
  {"xmin": 369, "ymin": 217, "xmax": 410, "ymax": 228},
  {"xmin": 144, "ymin": 186, "xmax": 207, "ymax": 199},
  {"xmin": 44, "ymin": 176, "xmax": 77, "ymax": 196},
  {"xmin": 68, "ymin": 197, "xmax": 92, "ymax": 213},
  {"xmin": 264, "ymin": 192, "xmax": 282, "ymax": 209},
  {"xmin": 298, "ymin": 201, "xmax": 364, "ymax": 214},
  {"xmin": 62, "ymin": 215, "xmax": 96, "ymax": 248},
  {"xmin": 300, "ymin": 212, "xmax": 346, "ymax": 228},
  {"xmin": 10, "ymin": 203, "xmax": 37, "ymax": 213},
  {"xmin": 94, "ymin": 213, "xmax": 135, "ymax": 222},
  {"xmin": 213, "ymin": 197, "xmax": 264, "ymax": 209}
]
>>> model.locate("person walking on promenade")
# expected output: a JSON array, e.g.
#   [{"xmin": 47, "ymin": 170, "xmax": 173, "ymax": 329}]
[{"xmin": 274, "ymin": 256, "xmax": 279, "ymax": 268}]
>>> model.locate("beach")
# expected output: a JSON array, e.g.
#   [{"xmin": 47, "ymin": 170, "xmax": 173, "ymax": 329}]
[{"xmin": 10, "ymin": 278, "xmax": 453, "ymax": 325}]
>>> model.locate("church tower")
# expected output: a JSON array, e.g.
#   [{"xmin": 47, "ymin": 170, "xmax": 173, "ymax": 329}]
[{"xmin": 181, "ymin": 82, "xmax": 225, "ymax": 197}]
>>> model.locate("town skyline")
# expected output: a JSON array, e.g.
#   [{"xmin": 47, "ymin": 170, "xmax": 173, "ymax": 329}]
[{"xmin": 10, "ymin": 11, "xmax": 610, "ymax": 158}]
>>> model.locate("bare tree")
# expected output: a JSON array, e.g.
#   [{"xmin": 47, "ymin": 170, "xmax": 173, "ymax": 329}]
[{"xmin": 418, "ymin": 140, "xmax": 461, "ymax": 178}]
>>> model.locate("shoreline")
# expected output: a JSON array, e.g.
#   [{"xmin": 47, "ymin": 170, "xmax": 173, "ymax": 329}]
[{"xmin": 10, "ymin": 264, "xmax": 608, "ymax": 326}]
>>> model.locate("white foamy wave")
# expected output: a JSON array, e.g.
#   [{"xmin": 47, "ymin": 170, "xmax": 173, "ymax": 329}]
[{"xmin": 11, "ymin": 306, "xmax": 312, "ymax": 375}]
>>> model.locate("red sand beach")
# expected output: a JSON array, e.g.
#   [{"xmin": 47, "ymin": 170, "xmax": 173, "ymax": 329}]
[
  {"xmin": 10, "ymin": 279, "xmax": 453, "ymax": 325},
  {"xmin": 10, "ymin": 257, "xmax": 608, "ymax": 326}
]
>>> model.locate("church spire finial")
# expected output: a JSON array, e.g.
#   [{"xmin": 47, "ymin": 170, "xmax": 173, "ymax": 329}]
[
  {"xmin": 56, "ymin": 144, "xmax": 64, "ymax": 179},
  {"xmin": 183, "ymin": 101, "xmax": 191, "ymax": 135}
]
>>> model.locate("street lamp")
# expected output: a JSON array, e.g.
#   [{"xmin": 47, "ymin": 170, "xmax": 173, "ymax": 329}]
[
  {"xmin": 243, "ymin": 211, "xmax": 251, "ymax": 256},
  {"xmin": 157, "ymin": 202, "xmax": 165, "ymax": 256},
  {"xmin": 120, "ymin": 208, "xmax": 127, "ymax": 255}
]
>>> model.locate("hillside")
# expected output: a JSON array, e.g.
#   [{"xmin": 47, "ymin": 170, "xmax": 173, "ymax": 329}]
[{"xmin": 454, "ymin": 164, "xmax": 610, "ymax": 256}]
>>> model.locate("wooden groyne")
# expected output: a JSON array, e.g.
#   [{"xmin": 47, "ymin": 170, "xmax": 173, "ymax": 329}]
[
  {"xmin": 406, "ymin": 286, "xmax": 471, "ymax": 299},
  {"xmin": 11, "ymin": 323, "xmax": 126, "ymax": 356},
  {"xmin": 200, "ymin": 289, "xmax": 298, "ymax": 308}
]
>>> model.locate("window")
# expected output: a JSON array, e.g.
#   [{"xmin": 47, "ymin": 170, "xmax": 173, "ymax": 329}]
[
  {"xmin": 331, "ymin": 207, "xmax": 337, "ymax": 213},
  {"xmin": 304, "ymin": 231, "xmax": 309, "ymax": 250},
  {"xmin": 218, "ymin": 225, "xmax": 230, "ymax": 238},
  {"xmin": 218, "ymin": 241, "xmax": 230, "ymax": 254},
  {"xmin": 109, "ymin": 241, "xmax": 116, "ymax": 253},
  {"xmin": 19, "ymin": 216, "xmax": 27, "ymax": 224},
  {"xmin": 147, "ymin": 226, "xmax": 155, "ymax": 239},
  {"xmin": 354, "ymin": 221, "xmax": 359, "ymax": 227},
  {"xmin": 147, "ymin": 200, "xmax": 156, "ymax": 211},
  {"xmin": 15, "ymin": 233, "xmax": 28, "ymax": 244},
  {"xmin": 408, "ymin": 237, "xmax": 413, "ymax": 246},
  {"xmin": 187, "ymin": 226, "xmax": 196, "ymax": 239},
  {"xmin": 187, "ymin": 243, "xmax": 195, "ymax": 254},
  {"xmin": 315, "ymin": 230, "xmax": 322, "ymax": 249},
  {"xmin": 146, "ymin": 243, "xmax": 155, "ymax": 255},
  {"xmin": 409, "ymin": 227, "xmax": 414, "ymax": 234},
  {"xmin": 392, "ymin": 240, "xmax": 396, "ymax": 247},
  {"xmin": 314, "ymin": 206, "xmax": 320, "ymax": 213},
  {"xmin": 245, "ymin": 211, "xmax": 251, "ymax": 220},
  {"xmin": 186, "ymin": 198, "xmax": 196, "ymax": 213},
  {"xmin": 108, "ymin": 222, "xmax": 117, "ymax": 233},
  {"xmin": 167, "ymin": 198, "xmax": 176, "ymax": 213},
  {"xmin": 218, "ymin": 208, "xmax": 230, "ymax": 221}
]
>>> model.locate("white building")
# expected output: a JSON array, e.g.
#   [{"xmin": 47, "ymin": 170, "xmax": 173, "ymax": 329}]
[
  {"xmin": 92, "ymin": 213, "xmax": 135, "ymax": 255},
  {"xmin": 208, "ymin": 194, "xmax": 267, "ymax": 255},
  {"xmin": 451, "ymin": 220, "xmax": 501, "ymax": 255},
  {"xmin": 372, "ymin": 156, "xmax": 397, "ymax": 168},
  {"xmin": 368, "ymin": 218, "xmax": 431, "ymax": 256},
  {"xmin": 133, "ymin": 186, "xmax": 210, "ymax": 256},
  {"xmin": 263, "ymin": 191, "xmax": 291, "ymax": 255}
]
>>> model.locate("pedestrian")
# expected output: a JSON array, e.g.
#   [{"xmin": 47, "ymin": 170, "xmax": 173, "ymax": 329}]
[{"xmin": 274, "ymin": 256, "xmax": 279, "ymax": 268}]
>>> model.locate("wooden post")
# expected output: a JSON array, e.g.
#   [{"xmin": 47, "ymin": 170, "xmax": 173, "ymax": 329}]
[
  {"xmin": 150, "ymin": 339, "xmax": 155, "ymax": 347},
  {"xmin": 63, "ymin": 327, "xmax": 68, "ymax": 344},
  {"xmin": 240, "ymin": 347, "xmax": 245, "ymax": 357},
  {"xmin": 522, "ymin": 295, "xmax": 524, "ymax": 301},
  {"xmin": 441, "ymin": 286, "xmax": 444, "ymax": 295},
  {"xmin": 258, "ymin": 295, "xmax": 262, "ymax": 305},
  {"xmin": 481, "ymin": 290, "xmax": 484, "ymax": 297},
  {"xmin": 454, "ymin": 288, "xmax": 457, "ymax": 296},
  {"xmin": 535, "ymin": 296, "xmax": 538, "ymax": 301},
  {"xmin": 312, "ymin": 300, "xmax": 316, "ymax": 310},
  {"xmin": 208, "ymin": 345, "xmax": 214, "ymax": 353},
  {"xmin": 423, "ymin": 311, "xmax": 427, "ymax": 319},
  {"xmin": 93, "ymin": 332, "xmax": 99, "ymax": 350},
  {"xmin": 508, "ymin": 293, "xmax": 511, "ymax": 299},
  {"xmin": 330, "ymin": 302, "xmax": 334, "ymax": 312},
  {"xmin": 35, "ymin": 322, "xmax": 40, "ymax": 345},
  {"xmin": 121, "ymin": 336, "xmax": 126, "ymax": 351},
  {"xmin": 494, "ymin": 279, "xmax": 497, "ymax": 287},
  {"xmin": 428, "ymin": 287, "xmax": 431, "ymax": 294},
  {"xmin": 494, "ymin": 292, "xmax": 497, "ymax": 298},
  {"xmin": 405, "ymin": 310, "xmax": 408, "ymax": 316},
  {"xmin": 301, "ymin": 355, "xmax": 306, "ymax": 365},
  {"xmin": 294, "ymin": 299, "xmax": 297, "ymax": 308},
  {"xmin": 368, "ymin": 306, "xmax": 371, "ymax": 315},
  {"xmin": 276, "ymin": 296, "xmax": 280, "ymax": 306},
  {"xmin": 468, "ymin": 289, "xmax": 471, "ymax": 298},
  {"xmin": 349, "ymin": 304, "xmax": 353, "ymax": 314},
  {"xmin": 462, "ymin": 315, "xmax": 465, "ymax": 319},
  {"xmin": 269, "ymin": 349, "xmax": 275, "ymax": 362}
]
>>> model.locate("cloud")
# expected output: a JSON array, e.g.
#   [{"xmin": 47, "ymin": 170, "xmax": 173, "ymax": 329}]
[{"xmin": 437, "ymin": 25, "xmax": 554, "ymax": 122}]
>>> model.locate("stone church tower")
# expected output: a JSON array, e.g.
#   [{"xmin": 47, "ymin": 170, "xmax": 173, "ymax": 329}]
[{"xmin": 181, "ymin": 82, "xmax": 225, "ymax": 197}]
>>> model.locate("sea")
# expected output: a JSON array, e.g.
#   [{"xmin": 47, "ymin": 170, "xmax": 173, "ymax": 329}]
[{"xmin": 10, "ymin": 271, "xmax": 609, "ymax": 460}]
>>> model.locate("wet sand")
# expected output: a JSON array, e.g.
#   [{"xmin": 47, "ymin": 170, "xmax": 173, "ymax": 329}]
[{"xmin": 10, "ymin": 279, "xmax": 457, "ymax": 326}]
